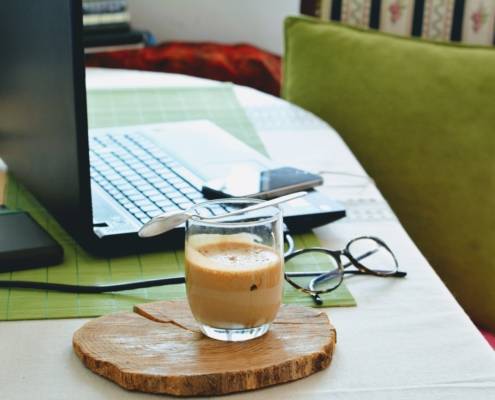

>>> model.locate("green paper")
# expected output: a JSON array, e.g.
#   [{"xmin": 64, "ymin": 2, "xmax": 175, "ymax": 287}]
[
  {"xmin": 0, "ymin": 85, "xmax": 355, "ymax": 321},
  {"xmin": 87, "ymin": 86, "xmax": 268, "ymax": 156}
]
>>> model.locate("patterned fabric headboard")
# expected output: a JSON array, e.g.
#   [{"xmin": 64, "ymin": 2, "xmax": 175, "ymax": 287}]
[{"xmin": 300, "ymin": 0, "xmax": 495, "ymax": 46}]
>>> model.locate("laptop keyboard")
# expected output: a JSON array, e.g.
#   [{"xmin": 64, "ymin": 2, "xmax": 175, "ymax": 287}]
[{"xmin": 89, "ymin": 132, "xmax": 223, "ymax": 225}]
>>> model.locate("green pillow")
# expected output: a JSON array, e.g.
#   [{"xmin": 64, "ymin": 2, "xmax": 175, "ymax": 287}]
[{"xmin": 283, "ymin": 16, "xmax": 495, "ymax": 331}]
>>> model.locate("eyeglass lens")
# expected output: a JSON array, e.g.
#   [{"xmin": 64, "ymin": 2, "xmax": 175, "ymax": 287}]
[
  {"xmin": 285, "ymin": 250, "xmax": 343, "ymax": 293},
  {"xmin": 347, "ymin": 237, "xmax": 398, "ymax": 275}
]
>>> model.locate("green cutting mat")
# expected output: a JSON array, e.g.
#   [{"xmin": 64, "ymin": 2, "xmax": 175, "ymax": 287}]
[{"xmin": 0, "ymin": 85, "xmax": 355, "ymax": 321}]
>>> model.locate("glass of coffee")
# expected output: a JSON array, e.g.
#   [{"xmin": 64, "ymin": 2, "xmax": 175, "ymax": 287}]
[{"xmin": 185, "ymin": 198, "xmax": 284, "ymax": 342}]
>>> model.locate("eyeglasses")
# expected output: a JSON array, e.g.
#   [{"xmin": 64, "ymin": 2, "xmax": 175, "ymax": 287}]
[{"xmin": 284, "ymin": 236, "xmax": 407, "ymax": 304}]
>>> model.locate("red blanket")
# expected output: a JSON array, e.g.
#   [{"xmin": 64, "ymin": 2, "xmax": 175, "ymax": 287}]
[{"xmin": 86, "ymin": 42, "xmax": 281, "ymax": 96}]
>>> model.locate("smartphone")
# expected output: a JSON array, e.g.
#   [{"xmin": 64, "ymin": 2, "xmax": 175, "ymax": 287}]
[{"xmin": 202, "ymin": 166, "xmax": 323, "ymax": 199}]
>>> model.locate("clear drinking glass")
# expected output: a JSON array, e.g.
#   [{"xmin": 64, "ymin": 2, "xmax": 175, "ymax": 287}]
[{"xmin": 184, "ymin": 198, "xmax": 284, "ymax": 342}]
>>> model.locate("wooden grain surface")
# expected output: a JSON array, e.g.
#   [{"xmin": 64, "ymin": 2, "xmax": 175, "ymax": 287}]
[{"xmin": 73, "ymin": 300, "xmax": 336, "ymax": 396}]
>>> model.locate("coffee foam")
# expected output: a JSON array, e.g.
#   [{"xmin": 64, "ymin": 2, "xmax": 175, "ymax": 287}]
[{"xmin": 186, "ymin": 234, "xmax": 280, "ymax": 272}]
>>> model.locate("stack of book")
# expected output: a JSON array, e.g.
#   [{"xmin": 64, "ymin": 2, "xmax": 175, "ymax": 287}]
[{"xmin": 83, "ymin": 0, "xmax": 154, "ymax": 52}]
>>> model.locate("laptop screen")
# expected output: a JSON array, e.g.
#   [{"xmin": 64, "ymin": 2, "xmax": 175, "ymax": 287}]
[{"xmin": 0, "ymin": 1, "xmax": 93, "ymax": 244}]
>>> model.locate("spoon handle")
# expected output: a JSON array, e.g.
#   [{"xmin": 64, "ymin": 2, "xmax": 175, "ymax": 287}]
[
  {"xmin": 203, "ymin": 191, "xmax": 307, "ymax": 221},
  {"xmin": 139, "ymin": 191, "xmax": 308, "ymax": 238}
]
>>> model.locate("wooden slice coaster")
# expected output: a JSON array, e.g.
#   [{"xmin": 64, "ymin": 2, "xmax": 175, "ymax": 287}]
[{"xmin": 73, "ymin": 300, "xmax": 336, "ymax": 396}]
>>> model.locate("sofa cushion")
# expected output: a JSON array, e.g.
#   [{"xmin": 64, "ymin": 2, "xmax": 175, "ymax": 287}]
[{"xmin": 283, "ymin": 16, "xmax": 495, "ymax": 331}]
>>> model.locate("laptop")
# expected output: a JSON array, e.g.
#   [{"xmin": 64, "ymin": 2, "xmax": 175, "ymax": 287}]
[{"xmin": 0, "ymin": 0, "xmax": 345, "ymax": 256}]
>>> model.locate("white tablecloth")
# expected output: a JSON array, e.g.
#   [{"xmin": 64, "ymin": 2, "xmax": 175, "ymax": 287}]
[{"xmin": 0, "ymin": 68, "xmax": 494, "ymax": 400}]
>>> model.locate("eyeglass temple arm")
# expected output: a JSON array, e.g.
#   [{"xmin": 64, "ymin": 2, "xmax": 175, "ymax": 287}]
[
  {"xmin": 344, "ymin": 270, "xmax": 407, "ymax": 277},
  {"xmin": 309, "ymin": 248, "xmax": 406, "ymax": 305},
  {"xmin": 287, "ymin": 248, "xmax": 380, "ymax": 278}
]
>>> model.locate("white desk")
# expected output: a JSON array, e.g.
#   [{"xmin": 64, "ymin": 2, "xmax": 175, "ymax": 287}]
[{"xmin": 1, "ymin": 68, "xmax": 494, "ymax": 399}]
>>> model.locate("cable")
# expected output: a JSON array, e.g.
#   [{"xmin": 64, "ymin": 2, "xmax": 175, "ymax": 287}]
[
  {"xmin": 284, "ymin": 231, "xmax": 295, "ymax": 258},
  {"xmin": 317, "ymin": 170, "xmax": 375, "ymax": 188},
  {"xmin": 0, "ymin": 276, "xmax": 186, "ymax": 293},
  {"xmin": 2, "ymin": 271, "xmax": 355, "ymax": 293}
]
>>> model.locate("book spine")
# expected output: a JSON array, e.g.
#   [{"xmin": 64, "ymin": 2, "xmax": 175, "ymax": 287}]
[
  {"xmin": 82, "ymin": 1, "xmax": 128, "ymax": 15},
  {"xmin": 83, "ymin": 12, "xmax": 130, "ymax": 26},
  {"xmin": 83, "ymin": 0, "xmax": 130, "ymax": 27}
]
